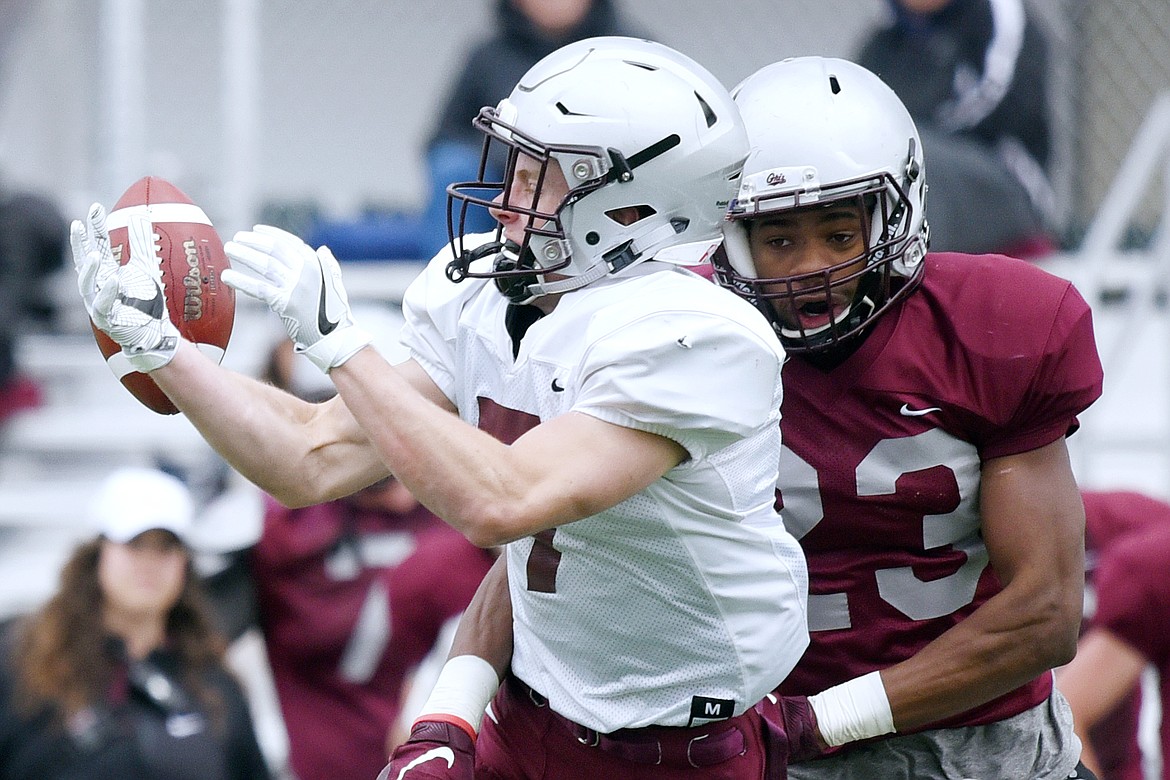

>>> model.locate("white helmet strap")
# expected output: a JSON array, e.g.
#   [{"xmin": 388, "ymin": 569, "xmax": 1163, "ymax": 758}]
[{"xmin": 527, "ymin": 220, "xmax": 683, "ymax": 299}]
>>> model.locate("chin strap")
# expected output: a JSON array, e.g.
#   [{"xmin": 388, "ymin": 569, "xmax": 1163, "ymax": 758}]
[
  {"xmin": 526, "ymin": 221, "xmax": 685, "ymax": 299},
  {"xmin": 525, "ymin": 258, "xmax": 610, "ymax": 299}
]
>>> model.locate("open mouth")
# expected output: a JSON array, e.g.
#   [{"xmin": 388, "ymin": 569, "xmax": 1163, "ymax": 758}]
[{"xmin": 785, "ymin": 293, "xmax": 845, "ymax": 333}]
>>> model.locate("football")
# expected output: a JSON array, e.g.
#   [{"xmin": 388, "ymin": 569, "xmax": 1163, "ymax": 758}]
[{"xmin": 91, "ymin": 176, "xmax": 235, "ymax": 415}]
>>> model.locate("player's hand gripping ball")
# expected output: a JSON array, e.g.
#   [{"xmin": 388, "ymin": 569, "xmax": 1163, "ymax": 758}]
[{"xmin": 72, "ymin": 176, "xmax": 234, "ymax": 414}]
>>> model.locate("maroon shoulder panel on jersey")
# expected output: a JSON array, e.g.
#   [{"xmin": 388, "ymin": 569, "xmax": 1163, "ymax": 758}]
[{"xmin": 1091, "ymin": 524, "xmax": 1170, "ymax": 663}]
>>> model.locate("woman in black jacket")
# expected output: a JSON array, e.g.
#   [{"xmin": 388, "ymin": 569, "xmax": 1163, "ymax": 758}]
[{"xmin": 0, "ymin": 468, "xmax": 270, "ymax": 780}]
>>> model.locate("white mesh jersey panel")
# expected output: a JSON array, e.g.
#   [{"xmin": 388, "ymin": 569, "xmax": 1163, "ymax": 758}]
[{"xmin": 401, "ymin": 254, "xmax": 809, "ymax": 732}]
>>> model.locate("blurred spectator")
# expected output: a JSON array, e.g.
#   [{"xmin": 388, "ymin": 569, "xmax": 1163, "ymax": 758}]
[
  {"xmin": 857, "ymin": 0, "xmax": 1058, "ymax": 258},
  {"xmin": 0, "ymin": 185, "xmax": 67, "ymax": 329},
  {"xmin": 0, "ymin": 467, "xmax": 270, "ymax": 780},
  {"xmin": 201, "ymin": 306, "xmax": 496, "ymax": 780},
  {"xmin": 1057, "ymin": 490, "xmax": 1170, "ymax": 780},
  {"xmin": 0, "ymin": 181, "xmax": 65, "ymax": 424},
  {"xmin": 420, "ymin": 0, "xmax": 646, "ymax": 256}
]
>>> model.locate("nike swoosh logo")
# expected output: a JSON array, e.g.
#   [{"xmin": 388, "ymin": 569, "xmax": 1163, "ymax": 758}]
[
  {"xmin": 118, "ymin": 291, "xmax": 164, "ymax": 319},
  {"xmin": 551, "ymin": 378, "xmax": 565, "ymax": 392},
  {"xmin": 397, "ymin": 747, "xmax": 455, "ymax": 779},
  {"xmin": 317, "ymin": 264, "xmax": 339, "ymax": 335},
  {"xmin": 900, "ymin": 403, "xmax": 942, "ymax": 417}
]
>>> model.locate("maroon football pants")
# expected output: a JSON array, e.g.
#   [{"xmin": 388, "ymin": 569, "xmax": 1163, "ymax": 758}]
[{"xmin": 475, "ymin": 676, "xmax": 779, "ymax": 779}]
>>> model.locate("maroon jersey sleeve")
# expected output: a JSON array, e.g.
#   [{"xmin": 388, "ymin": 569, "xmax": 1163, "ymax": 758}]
[
  {"xmin": 927, "ymin": 253, "xmax": 1103, "ymax": 460},
  {"xmin": 985, "ymin": 282, "xmax": 1100, "ymax": 457}
]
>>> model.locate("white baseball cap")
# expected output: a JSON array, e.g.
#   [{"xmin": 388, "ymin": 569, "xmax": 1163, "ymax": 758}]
[{"xmin": 89, "ymin": 467, "xmax": 194, "ymax": 545}]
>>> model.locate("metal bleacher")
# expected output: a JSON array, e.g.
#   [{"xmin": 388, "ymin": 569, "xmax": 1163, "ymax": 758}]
[
  {"xmin": 1041, "ymin": 92, "xmax": 1170, "ymax": 498},
  {"xmin": 0, "ymin": 258, "xmax": 426, "ymax": 617}
]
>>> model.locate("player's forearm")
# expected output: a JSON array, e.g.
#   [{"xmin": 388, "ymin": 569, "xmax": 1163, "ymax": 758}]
[
  {"xmin": 153, "ymin": 341, "xmax": 369, "ymax": 504},
  {"xmin": 329, "ymin": 350, "xmax": 587, "ymax": 547},
  {"xmin": 879, "ymin": 576, "xmax": 1080, "ymax": 730},
  {"xmin": 876, "ymin": 441, "xmax": 1087, "ymax": 731},
  {"xmin": 1056, "ymin": 628, "xmax": 1148, "ymax": 732},
  {"xmin": 449, "ymin": 556, "xmax": 513, "ymax": 677},
  {"xmin": 408, "ymin": 558, "xmax": 512, "ymax": 740}
]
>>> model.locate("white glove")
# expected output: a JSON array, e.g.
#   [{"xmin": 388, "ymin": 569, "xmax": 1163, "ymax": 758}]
[
  {"xmin": 70, "ymin": 203, "xmax": 180, "ymax": 372},
  {"xmin": 222, "ymin": 225, "xmax": 372, "ymax": 373}
]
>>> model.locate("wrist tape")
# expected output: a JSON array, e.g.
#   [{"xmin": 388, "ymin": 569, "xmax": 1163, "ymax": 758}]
[
  {"xmin": 807, "ymin": 670, "xmax": 896, "ymax": 747},
  {"xmin": 415, "ymin": 655, "xmax": 500, "ymax": 742}
]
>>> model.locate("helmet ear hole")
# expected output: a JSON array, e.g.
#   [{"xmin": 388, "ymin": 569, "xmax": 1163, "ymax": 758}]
[{"xmin": 604, "ymin": 204, "xmax": 656, "ymax": 226}]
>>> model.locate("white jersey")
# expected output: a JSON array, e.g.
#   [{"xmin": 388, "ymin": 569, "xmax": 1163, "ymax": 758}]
[{"xmin": 401, "ymin": 240, "xmax": 809, "ymax": 732}]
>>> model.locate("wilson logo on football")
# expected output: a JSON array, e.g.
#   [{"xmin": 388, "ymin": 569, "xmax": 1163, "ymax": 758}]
[{"xmin": 182, "ymin": 239, "xmax": 204, "ymax": 321}]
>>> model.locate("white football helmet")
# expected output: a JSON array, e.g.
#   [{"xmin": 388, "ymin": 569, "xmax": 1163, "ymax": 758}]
[
  {"xmin": 445, "ymin": 36, "xmax": 749, "ymax": 304},
  {"xmin": 714, "ymin": 56, "xmax": 929, "ymax": 354}
]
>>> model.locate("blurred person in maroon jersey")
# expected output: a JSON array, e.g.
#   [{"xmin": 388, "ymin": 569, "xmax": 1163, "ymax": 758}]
[
  {"xmin": 208, "ymin": 309, "xmax": 496, "ymax": 780},
  {"xmin": 248, "ymin": 470, "xmax": 494, "ymax": 780},
  {"xmin": 1058, "ymin": 490, "xmax": 1170, "ymax": 780}
]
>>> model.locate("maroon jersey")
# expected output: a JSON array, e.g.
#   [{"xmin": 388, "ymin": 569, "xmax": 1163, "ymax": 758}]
[
  {"xmin": 251, "ymin": 494, "xmax": 494, "ymax": 780},
  {"xmin": 775, "ymin": 252, "xmax": 1102, "ymax": 731},
  {"xmin": 1091, "ymin": 523, "xmax": 1170, "ymax": 780},
  {"xmin": 1081, "ymin": 490, "xmax": 1170, "ymax": 780}
]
